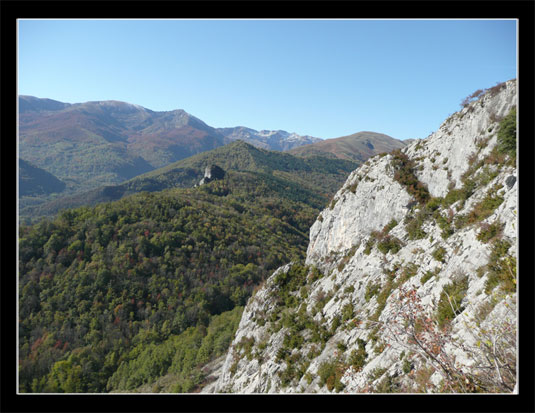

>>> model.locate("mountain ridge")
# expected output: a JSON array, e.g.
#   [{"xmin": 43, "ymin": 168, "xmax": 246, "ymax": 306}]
[
  {"xmin": 287, "ymin": 131, "xmax": 408, "ymax": 162},
  {"xmin": 217, "ymin": 126, "xmax": 322, "ymax": 151},
  {"xmin": 19, "ymin": 95, "xmax": 413, "ymax": 222},
  {"xmin": 18, "ymin": 96, "xmax": 336, "ymax": 199}
]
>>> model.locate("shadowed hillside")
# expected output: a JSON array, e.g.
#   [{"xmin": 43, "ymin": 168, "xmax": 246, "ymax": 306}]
[{"xmin": 19, "ymin": 159, "xmax": 66, "ymax": 196}]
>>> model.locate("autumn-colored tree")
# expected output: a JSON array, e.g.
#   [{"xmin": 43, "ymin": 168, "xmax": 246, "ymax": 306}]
[{"xmin": 372, "ymin": 285, "xmax": 516, "ymax": 393}]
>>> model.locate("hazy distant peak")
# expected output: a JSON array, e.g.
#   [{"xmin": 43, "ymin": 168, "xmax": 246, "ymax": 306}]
[
  {"xmin": 218, "ymin": 127, "xmax": 322, "ymax": 151},
  {"xmin": 337, "ymin": 131, "xmax": 400, "ymax": 140},
  {"xmin": 158, "ymin": 109, "xmax": 212, "ymax": 129},
  {"xmin": 68, "ymin": 100, "xmax": 149, "ymax": 115},
  {"xmin": 18, "ymin": 95, "xmax": 71, "ymax": 113},
  {"xmin": 287, "ymin": 130, "xmax": 407, "ymax": 162},
  {"xmin": 286, "ymin": 132, "xmax": 319, "ymax": 141},
  {"xmin": 257, "ymin": 129, "xmax": 284, "ymax": 137},
  {"xmin": 218, "ymin": 126, "xmax": 258, "ymax": 135},
  {"xmin": 95, "ymin": 100, "xmax": 147, "ymax": 111}
]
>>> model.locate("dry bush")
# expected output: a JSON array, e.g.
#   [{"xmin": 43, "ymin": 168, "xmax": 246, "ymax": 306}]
[
  {"xmin": 461, "ymin": 89, "xmax": 486, "ymax": 108},
  {"xmin": 368, "ymin": 286, "xmax": 516, "ymax": 393}
]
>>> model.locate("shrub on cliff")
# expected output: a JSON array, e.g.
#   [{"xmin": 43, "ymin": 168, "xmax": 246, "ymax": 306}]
[
  {"xmin": 391, "ymin": 150, "xmax": 430, "ymax": 204},
  {"xmin": 496, "ymin": 107, "xmax": 516, "ymax": 164}
]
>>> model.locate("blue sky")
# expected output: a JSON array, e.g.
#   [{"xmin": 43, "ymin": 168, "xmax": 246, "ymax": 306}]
[{"xmin": 18, "ymin": 19, "xmax": 517, "ymax": 140}]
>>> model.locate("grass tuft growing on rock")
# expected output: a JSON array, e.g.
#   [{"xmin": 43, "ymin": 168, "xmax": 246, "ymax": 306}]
[
  {"xmin": 455, "ymin": 184, "xmax": 504, "ymax": 229},
  {"xmin": 365, "ymin": 282, "xmax": 381, "ymax": 302},
  {"xmin": 494, "ymin": 107, "xmax": 516, "ymax": 166},
  {"xmin": 390, "ymin": 150, "xmax": 430, "ymax": 204},
  {"xmin": 484, "ymin": 240, "xmax": 516, "ymax": 294},
  {"xmin": 349, "ymin": 339, "xmax": 368, "ymax": 372},
  {"xmin": 432, "ymin": 246, "xmax": 447, "ymax": 263},
  {"xmin": 421, "ymin": 268, "xmax": 440, "ymax": 285},
  {"xmin": 436, "ymin": 274, "xmax": 469, "ymax": 328},
  {"xmin": 318, "ymin": 358, "xmax": 347, "ymax": 392},
  {"xmin": 477, "ymin": 221, "xmax": 504, "ymax": 243},
  {"xmin": 377, "ymin": 236, "xmax": 403, "ymax": 255}
]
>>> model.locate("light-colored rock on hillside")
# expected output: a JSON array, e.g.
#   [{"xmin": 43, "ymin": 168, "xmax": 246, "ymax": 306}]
[{"xmin": 206, "ymin": 79, "xmax": 517, "ymax": 394}]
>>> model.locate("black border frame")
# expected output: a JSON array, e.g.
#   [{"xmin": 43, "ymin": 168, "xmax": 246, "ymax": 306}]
[{"xmin": 2, "ymin": 1, "xmax": 534, "ymax": 412}]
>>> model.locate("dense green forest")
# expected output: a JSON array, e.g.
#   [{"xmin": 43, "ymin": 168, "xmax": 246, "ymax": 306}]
[{"xmin": 19, "ymin": 170, "xmax": 324, "ymax": 393}]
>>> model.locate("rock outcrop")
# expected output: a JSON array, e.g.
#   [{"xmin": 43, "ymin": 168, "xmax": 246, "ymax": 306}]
[
  {"xmin": 198, "ymin": 164, "xmax": 226, "ymax": 186},
  {"xmin": 206, "ymin": 80, "xmax": 517, "ymax": 394}
]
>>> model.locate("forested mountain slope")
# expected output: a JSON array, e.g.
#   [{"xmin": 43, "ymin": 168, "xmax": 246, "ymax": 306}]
[
  {"xmin": 19, "ymin": 96, "xmax": 324, "ymax": 200},
  {"xmin": 19, "ymin": 141, "xmax": 358, "ymax": 222},
  {"xmin": 18, "ymin": 80, "xmax": 517, "ymax": 394},
  {"xmin": 287, "ymin": 131, "xmax": 408, "ymax": 162},
  {"xmin": 19, "ymin": 159, "xmax": 66, "ymax": 197},
  {"xmin": 18, "ymin": 166, "xmax": 328, "ymax": 392},
  {"xmin": 18, "ymin": 95, "xmax": 402, "ymax": 220},
  {"xmin": 18, "ymin": 96, "xmax": 224, "ymax": 180},
  {"xmin": 209, "ymin": 80, "xmax": 518, "ymax": 393}
]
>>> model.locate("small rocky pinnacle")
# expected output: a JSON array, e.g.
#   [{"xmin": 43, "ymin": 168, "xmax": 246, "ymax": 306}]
[{"xmin": 199, "ymin": 164, "xmax": 226, "ymax": 186}]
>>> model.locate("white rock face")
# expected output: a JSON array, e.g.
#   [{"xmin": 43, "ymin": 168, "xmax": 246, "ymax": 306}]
[
  {"xmin": 306, "ymin": 155, "xmax": 413, "ymax": 269},
  {"xmin": 406, "ymin": 80, "xmax": 517, "ymax": 197},
  {"xmin": 207, "ymin": 80, "xmax": 517, "ymax": 394}
]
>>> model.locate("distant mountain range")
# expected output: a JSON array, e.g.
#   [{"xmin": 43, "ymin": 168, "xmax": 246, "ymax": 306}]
[
  {"xmin": 19, "ymin": 96, "xmax": 323, "ymax": 191},
  {"xmin": 18, "ymin": 95, "xmax": 411, "ymax": 217},
  {"xmin": 287, "ymin": 131, "xmax": 408, "ymax": 161},
  {"xmin": 19, "ymin": 96, "xmax": 223, "ymax": 191},
  {"xmin": 217, "ymin": 127, "xmax": 321, "ymax": 151}
]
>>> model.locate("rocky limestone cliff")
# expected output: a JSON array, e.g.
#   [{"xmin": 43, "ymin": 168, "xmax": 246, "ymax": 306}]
[{"xmin": 206, "ymin": 80, "xmax": 517, "ymax": 394}]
